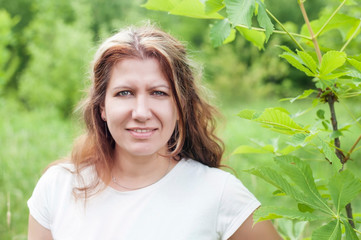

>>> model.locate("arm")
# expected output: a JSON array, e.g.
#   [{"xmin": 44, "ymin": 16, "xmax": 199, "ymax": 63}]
[
  {"xmin": 229, "ymin": 213, "xmax": 283, "ymax": 240},
  {"xmin": 28, "ymin": 214, "xmax": 53, "ymax": 240}
]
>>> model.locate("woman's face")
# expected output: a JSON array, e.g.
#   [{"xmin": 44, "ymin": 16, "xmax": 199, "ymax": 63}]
[{"xmin": 101, "ymin": 58, "xmax": 178, "ymax": 159}]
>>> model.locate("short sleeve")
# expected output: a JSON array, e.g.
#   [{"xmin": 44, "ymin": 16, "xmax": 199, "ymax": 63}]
[
  {"xmin": 27, "ymin": 168, "xmax": 56, "ymax": 229},
  {"xmin": 216, "ymin": 174, "xmax": 261, "ymax": 240}
]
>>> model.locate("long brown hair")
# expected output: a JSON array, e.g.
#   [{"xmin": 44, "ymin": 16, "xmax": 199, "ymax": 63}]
[{"xmin": 70, "ymin": 24, "xmax": 224, "ymax": 197}]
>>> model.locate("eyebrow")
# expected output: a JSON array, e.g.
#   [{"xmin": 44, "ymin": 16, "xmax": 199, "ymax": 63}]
[{"xmin": 110, "ymin": 84, "xmax": 170, "ymax": 91}]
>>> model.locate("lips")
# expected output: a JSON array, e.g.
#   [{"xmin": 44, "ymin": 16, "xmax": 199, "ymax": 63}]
[{"xmin": 127, "ymin": 128, "xmax": 157, "ymax": 138}]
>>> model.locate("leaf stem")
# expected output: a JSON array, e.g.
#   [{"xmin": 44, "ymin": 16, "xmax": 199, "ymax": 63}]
[
  {"xmin": 315, "ymin": 0, "xmax": 347, "ymax": 38},
  {"xmin": 235, "ymin": 24, "xmax": 311, "ymax": 40},
  {"xmin": 344, "ymin": 134, "xmax": 361, "ymax": 162},
  {"xmin": 265, "ymin": 9, "xmax": 305, "ymax": 51},
  {"xmin": 340, "ymin": 19, "xmax": 361, "ymax": 52},
  {"xmin": 298, "ymin": 0, "xmax": 322, "ymax": 63}
]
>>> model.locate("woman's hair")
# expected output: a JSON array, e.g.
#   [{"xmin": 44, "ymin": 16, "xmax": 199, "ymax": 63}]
[{"xmin": 71, "ymin": 24, "xmax": 224, "ymax": 197}]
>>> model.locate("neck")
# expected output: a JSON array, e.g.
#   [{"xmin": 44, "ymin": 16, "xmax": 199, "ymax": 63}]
[{"xmin": 110, "ymin": 147, "xmax": 175, "ymax": 190}]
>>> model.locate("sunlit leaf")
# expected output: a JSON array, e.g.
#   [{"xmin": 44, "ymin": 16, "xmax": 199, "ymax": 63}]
[
  {"xmin": 319, "ymin": 51, "xmax": 346, "ymax": 76},
  {"xmin": 142, "ymin": 0, "xmax": 177, "ymax": 11},
  {"xmin": 281, "ymin": 89, "xmax": 315, "ymax": 103},
  {"xmin": 312, "ymin": 220, "xmax": 341, "ymax": 240},
  {"xmin": 225, "ymin": 0, "xmax": 255, "ymax": 27},
  {"xmin": 205, "ymin": 0, "xmax": 225, "ymax": 14},
  {"xmin": 255, "ymin": 108, "xmax": 308, "ymax": 134},
  {"xmin": 237, "ymin": 109, "xmax": 258, "ymax": 120},
  {"xmin": 236, "ymin": 26, "xmax": 265, "ymax": 50},
  {"xmin": 223, "ymin": 28, "xmax": 236, "ymax": 44},
  {"xmin": 328, "ymin": 170, "xmax": 361, "ymax": 212},
  {"xmin": 170, "ymin": 0, "xmax": 224, "ymax": 19},
  {"xmin": 347, "ymin": 58, "xmax": 361, "ymax": 72},
  {"xmin": 280, "ymin": 52, "xmax": 315, "ymax": 77},
  {"xmin": 253, "ymin": 206, "xmax": 322, "ymax": 222},
  {"xmin": 233, "ymin": 145, "xmax": 273, "ymax": 154},
  {"xmin": 297, "ymin": 51, "xmax": 317, "ymax": 74}
]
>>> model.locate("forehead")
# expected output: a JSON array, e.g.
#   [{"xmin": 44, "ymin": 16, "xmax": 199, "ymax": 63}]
[{"xmin": 108, "ymin": 58, "xmax": 169, "ymax": 86}]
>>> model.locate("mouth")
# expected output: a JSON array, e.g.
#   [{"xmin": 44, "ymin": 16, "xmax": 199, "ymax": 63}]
[{"xmin": 127, "ymin": 128, "xmax": 157, "ymax": 138}]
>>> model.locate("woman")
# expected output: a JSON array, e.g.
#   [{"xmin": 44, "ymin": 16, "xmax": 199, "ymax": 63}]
[{"xmin": 28, "ymin": 25, "xmax": 282, "ymax": 240}]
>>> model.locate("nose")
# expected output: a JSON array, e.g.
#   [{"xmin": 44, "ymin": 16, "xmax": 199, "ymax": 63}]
[{"xmin": 132, "ymin": 95, "xmax": 152, "ymax": 122}]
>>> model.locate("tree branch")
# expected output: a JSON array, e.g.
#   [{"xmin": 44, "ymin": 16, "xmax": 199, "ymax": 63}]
[{"xmin": 298, "ymin": 0, "xmax": 322, "ymax": 63}]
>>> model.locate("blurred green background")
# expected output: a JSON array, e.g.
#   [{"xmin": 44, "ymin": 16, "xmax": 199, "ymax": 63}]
[{"xmin": 1, "ymin": 0, "xmax": 360, "ymax": 239}]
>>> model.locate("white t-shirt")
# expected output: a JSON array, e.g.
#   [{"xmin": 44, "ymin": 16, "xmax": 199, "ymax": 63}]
[{"xmin": 28, "ymin": 158, "xmax": 260, "ymax": 240}]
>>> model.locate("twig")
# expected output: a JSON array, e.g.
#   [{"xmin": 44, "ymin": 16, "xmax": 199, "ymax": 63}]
[
  {"xmin": 266, "ymin": 9, "xmax": 305, "ymax": 51},
  {"xmin": 340, "ymin": 19, "xmax": 361, "ymax": 52},
  {"xmin": 298, "ymin": 0, "xmax": 322, "ymax": 63},
  {"xmin": 344, "ymin": 134, "xmax": 361, "ymax": 162},
  {"xmin": 315, "ymin": 0, "xmax": 347, "ymax": 37}
]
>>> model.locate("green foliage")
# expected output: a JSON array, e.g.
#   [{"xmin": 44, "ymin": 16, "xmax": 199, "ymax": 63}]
[{"xmin": 144, "ymin": 0, "xmax": 361, "ymax": 238}]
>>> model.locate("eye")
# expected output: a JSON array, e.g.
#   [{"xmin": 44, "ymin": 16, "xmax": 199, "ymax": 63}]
[
  {"xmin": 152, "ymin": 91, "xmax": 168, "ymax": 96},
  {"xmin": 116, "ymin": 90, "xmax": 133, "ymax": 97}
]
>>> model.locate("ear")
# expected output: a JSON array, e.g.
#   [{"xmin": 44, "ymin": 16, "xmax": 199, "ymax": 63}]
[{"xmin": 100, "ymin": 105, "xmax": 106, "ymax": 121}]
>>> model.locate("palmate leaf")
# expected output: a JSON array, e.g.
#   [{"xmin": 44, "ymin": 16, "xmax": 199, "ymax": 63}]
[
  {"xmin": 320, "ymin": 140, "xmax": 343, "ymax": 173},
  {"xmin": 275, "ymin": 155, "xmax": 330, "ymax": 213},
  {"xmin": 255, "ymin": 108, "xmax": 308, "ymax": 135},
  {"xmin": 280, "ymin": 52, "xmax": 315, "ymax": 77},
  {"xmin": 233, "ymin": 145, "xmax": 273, "ymax": 154},
  {"xmin": 246, "ymin": 167, "xmax": 329, "ymax": 212},
  {"xmin": 348, "ymin": 58, "xmax": 361, "ymax": 72},
  {"xmin": 297, "ymin": 51, "xmax": 317, "ymax": 74},
  {"xmin": 255, "ymin": 0, "xmax": 273, "ymax": 41},
  {"xmin": 142, "ymin": 0, "xmax": 224, "ymax": 19},
  {"xmin": 253, "ymin": 206, "xmax": 324, "ymax": 222},
  {"xmin": 312, "ymin": 220, "xmax": 341, "ymax": 240},
  {"xmin": 210, "ymin": 19, "xmax": 232, "ymax": 47},
  {"xmin": 205, "ymin": 0, "xmax": 225, "ymax": 14},
  {"xmin": 319, "ymin": 51, "xmax": 347, "ymax": 77},
  {"xmin": 328, "ymin": 170, "xmax": 361, "ymax": 213},
  {"xmin": 281, "ymin": 89, "xmax": 315, "ymax": 103},
  {"xmin": 225, "ymin": 0, "xmax": 255, "ymax": 27},
  {"xmin": 343, "ymin": 219, "xmax": 359, "ymax": 240},
  {"xmin": 236, "ymin": 26, "xmax": 265, "ymax": 50}
]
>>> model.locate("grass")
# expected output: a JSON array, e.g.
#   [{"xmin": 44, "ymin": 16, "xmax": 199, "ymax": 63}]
[{"xmin": 1, "ymin": 96, "xmax": 360, "ymax": 239}]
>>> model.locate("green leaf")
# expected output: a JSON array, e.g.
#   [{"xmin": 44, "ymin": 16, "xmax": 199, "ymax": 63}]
[
  {"xmin": 275, "ymin": 155, "xmax": 330, "ymax": 213},
  {"xmin": 281, "ymin": 89, "xmax": 315, "ymax": 103},
  {"xmin": 223, "ymin": 29, "xmax": 236, "ymax": 44},
  {"xmin": 170, "ymin": 0, "xmax": 224, "ymax": 19},
  {"xmin": 233, "ymin": 145, "xmax": 273, "ymax": 154},
  {"xmin": 255, "ymin": 108, "xmax": 308, "ymax": 135},
  {"xmin": 343, "ymin": 219, "xmax": 359, "ymax": 240},
  {"xmin": 210, "ymin": 19, "xmax": 232, "ymax": 47},
  {"xmin": 298, "ymin": 203, "xmax": 314, "ymax": 213},
  {"xmin": 330, "ymin": 130, "xmax": 343, "ymax": 139},
  {"xmin": 142, "ymin": 0, "xmax": 177, "ymax": 11},
  {"xmin": 297, "ymin": 51, "xmax": 317, "ymax": 74},
  {"xmin": 237, "ymin": 109, "xmax": 257, "ymax": 120},
  {"xmin": 317, "ymin": 109, "xmax": 325, "ymax": 119},
  {"xmin": 255, "ymin": 0, "xmax": 273, "ymax": 42},
  {"xmin": 347, "ymin": 58, "xmax": 361, "ymax": 72},
  {"xmin": 142, "ymin": 0, "xmax": 224, "ymax": 18},
  {"xmin": 312, "ymin": 220, "xmax": 341, "ymax": 240},
  {"xmin": 319, "ymin": 51, "xmax": 347, "ymax": 76},
  {"xmin": 253, "ymin": 206, "xmax": 322, "ymax": 222},
  {"xmin": 225, "ymin": 0, "xmax": 255, "ymax": 27},
  {"xmin": 236, "ymin": 26, "xmax": 265, "ymax": 50},
  {"xmin": 320, "ymin": 140, "xmax": 342, "ymax": 173},
  {"xmin": 328, "ymin": 170, "xmax": 361, "ymax": 212},
  {"xmin": 205, "ymin": 0, "xmax": 225, "ymax": 14},
  {"xmin": 246, "ymin": 167, "xmax": 325, "ymax": 210},
  {"xmin": 280, "ymin": 52, "xmax": 315, "ymax": 77}
]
